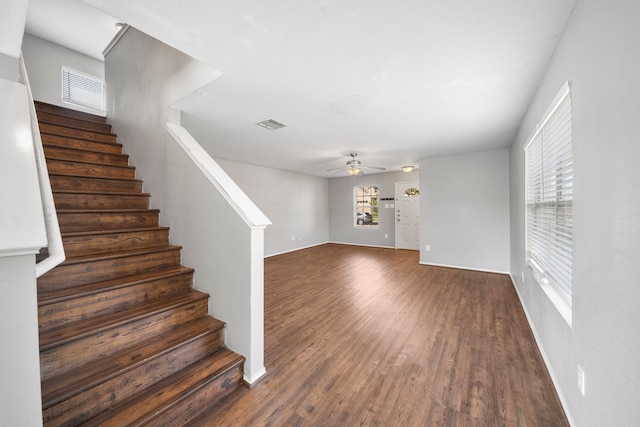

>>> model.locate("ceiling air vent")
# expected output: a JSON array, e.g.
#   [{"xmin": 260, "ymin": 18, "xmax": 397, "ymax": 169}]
[{"xmin": 256, "ymin": 119, "xmax": 286, "ymax": 130}]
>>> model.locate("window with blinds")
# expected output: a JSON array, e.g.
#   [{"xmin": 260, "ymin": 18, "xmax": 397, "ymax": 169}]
[
  {"xmin": 62, "ymin": 67, "xmax": 105, "ymax": 112},
  {"xmin": 525, "ymin": 81, "xmax": 573, "ymax": 316}
]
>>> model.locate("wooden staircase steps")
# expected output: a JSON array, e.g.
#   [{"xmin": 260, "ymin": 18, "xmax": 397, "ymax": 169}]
[
  {"xmin": 61, "ymin": 226, "xmax": 171, "ymax": 256},
  {"xmin": 47, "ymin": 158, "xmax": 136, "ymax": 178},
  {"xmin": 44, "ymin": 145, "xmax": 129, "ymax": 165},
  {"xmin": 42, "ymin": 133, "xmax": 124, "ymax": 153},
  {"xmin": 49, "ymin": 173, "xmax": 143, "ymax": 193},
  {"xmin": 57, "ymin": 208, "xmax": 161, "ymax": 232},
  {"xmin": 35, "ymin": 101, "xmax": 245, "ymax": 426}
]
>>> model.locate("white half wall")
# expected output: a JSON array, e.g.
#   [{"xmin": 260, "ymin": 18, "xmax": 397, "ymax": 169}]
[
  {"xmin": 21, "ymin": 33, "xmax": 105, "ymax": 115},
  {"xmin": 509, "ymin": 0, "xmax": 640, "ymax": 425},
  {"xmin": 215, "ymin": 159, "xmax": 329, "ymax": 257},
  {"xmin": 0, "ymin": 10, "xmax": 46, "ymax": 419},
  {"xmin": 419, "ymin": 148, "xmax": 510, "ymax": 273},
  {"xmin": 104, "ymin": 27, "xmax": 266, "ymax": 382}
]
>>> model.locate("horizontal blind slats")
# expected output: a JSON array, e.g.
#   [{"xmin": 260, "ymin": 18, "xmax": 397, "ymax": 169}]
[{"xmin": 525, "ymin": 83, "xmax": 573, "ymax": 303}]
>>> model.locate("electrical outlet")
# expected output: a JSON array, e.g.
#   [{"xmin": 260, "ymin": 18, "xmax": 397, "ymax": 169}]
[
  {"xmin": 385, "ymin": 233, "xmax": 388, "ymax": 238},
  {"xmin": 577, "ymin": 365, "xmax": 586, "ymax": 396},
  {"xmin": 522, "ymin": 272, "xmax": 525, "ymax": 283},
  {"xmin": 425, "ymin": 244, "xmax": 430, "ymax": 251},
  {"xmin": 291, "ymin": 236, "xmax": 295, "ymax": 241}
]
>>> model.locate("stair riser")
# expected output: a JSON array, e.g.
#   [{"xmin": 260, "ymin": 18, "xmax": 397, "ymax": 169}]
[
  {"xmin": 144, "ymin": 363, "xmax": 244, "ymax": 427},
  {"xmin": 42, "ymin": 134, "xmax": 122, "ymax": 154},
  {"xmin": 87, "ymin": 351, "xmax": 244, "ymax": 427},
  {"xmin": 47, "ymin": 159, "xmax": 135, "ymax": 179},
  {"xmin": 35, "ymin": 101, "xmax": 107, "ymax": 125},
  {"xmin": 39, "ymin": 122, "xmax": 116, "ymax": 143},
  {"xmin": 38, "ymin": 111, "xmax": 112, "ymax": 134},
  {"xmin": 39, "ymin": 270, "xmax": 193, "ymax": 332},
  {"xmin": 40, "ymin": 297, "xmax": 210, "ymax": 382},
  {"xmin": 44, "ymin": 145, "xmax": 128, "ymax": 166},
  {"xmin": 49, "ymin": 175, "xmax": 142, "ymax": 194},
  {"xmin": 57, "ymin": 211, "xmax": 160, "ymax": 233},
  {"xmin": 43, "ymin": 331, "xmax": 224, "ymax": 426},
  {"xmin": 62, "ymin": 229, "xmax": 169, "ymax": 257},
  {"xmin": 53, "ymin": 192, "xmax": 150, "ymax": 210},
  {"xmin": 38, "ymin": 249, "xmax": 181, "ymax": 292}
]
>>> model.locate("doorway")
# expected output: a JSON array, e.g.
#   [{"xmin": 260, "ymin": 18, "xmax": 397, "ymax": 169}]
[{"xmin": 395, "ymin": 181, "xmax": 420, "ymax": 250}]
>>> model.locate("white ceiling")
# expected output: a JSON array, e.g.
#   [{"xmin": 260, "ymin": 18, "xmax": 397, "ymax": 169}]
[{"xmin": 26, "ymin": 0, "xmax": 577, "ymax": 177}]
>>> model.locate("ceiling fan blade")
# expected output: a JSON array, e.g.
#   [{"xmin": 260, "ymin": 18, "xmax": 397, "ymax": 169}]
[
  {"xmin": 363, "ymin": 166, "xmax": 386, "ymax": 171},
  {"xmin": 326, "ymin": 166, "xmax": 346, "ymax": 172}
]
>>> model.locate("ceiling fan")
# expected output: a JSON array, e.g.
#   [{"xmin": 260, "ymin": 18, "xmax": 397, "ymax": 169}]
[{"xmin": 326, "ymin": 152, "xmax": 386, "ymax": 176}]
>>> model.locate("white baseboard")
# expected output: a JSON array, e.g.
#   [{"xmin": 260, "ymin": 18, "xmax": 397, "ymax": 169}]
[
  {"xmin": 327, "ymin": 241, "xmax": 396, "ymax": 250},
  {"xmin": 508, "ymin": 274, "xmax": 576, "ymax": 427},
  {"xmin": 419, "ymin": 261, "xmax": 509, "ymax": 275},
  {"xmin": 243, "ymin": 367, "xmax": 267, "ymax": 388},
  {"xmin": 265, "ymin": 241, "xmax": 330, "ymax": 258}
]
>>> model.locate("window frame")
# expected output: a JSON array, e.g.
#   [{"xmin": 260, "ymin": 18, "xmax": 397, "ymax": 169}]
[
  {"xmin": 524, "ymin": 81, "xmax": 573, "ymax": 326},
  {"xmin": 61, "ymin": 66, "xmax": 105, "ymax": 113},
  {"xmin": 354, "ymin": 185, "xmax": 379, "ymax": 229}
]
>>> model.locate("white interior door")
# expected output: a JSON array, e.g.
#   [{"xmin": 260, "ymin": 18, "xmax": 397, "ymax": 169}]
[{"xmin": 395, "ymin": 181, "xmax": 420, "ymax": 250}]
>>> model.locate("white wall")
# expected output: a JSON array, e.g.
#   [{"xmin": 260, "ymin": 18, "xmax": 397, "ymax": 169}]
[
  {"xmin": 0, "ymin": 3, "xmax": 45, "ymax": 424},
  {"xmin": 509, "ymin": 1, "xmax": 640, "ymax": 425},
  {"xmin": 104, "ymin": 27, "xmax": 266, "ymax": 382},
  {"xmin": 328, "ymin": 170, "xmax": 419, "ymax": 248},
  {"xmin": 419, "ymin": 148, "xmax": 510, "ymax": 273},
  {"xmin": 216, "ymin": 159, "xmax": 329, "ymax": 257},
  {"xmin": 21, "ymin": 33, "xmax": 105, "ymax": 115}
]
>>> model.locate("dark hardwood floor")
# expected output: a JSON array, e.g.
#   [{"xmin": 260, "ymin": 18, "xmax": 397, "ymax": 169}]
[{"xmin": 193, "ymin": 244, "xmax": 568, "ymax": 426}]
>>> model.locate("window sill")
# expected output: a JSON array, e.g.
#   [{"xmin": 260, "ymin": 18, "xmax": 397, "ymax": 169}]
[{"xmin": 528, "ymin": 265, "xmax": 572, "ymax": 327}]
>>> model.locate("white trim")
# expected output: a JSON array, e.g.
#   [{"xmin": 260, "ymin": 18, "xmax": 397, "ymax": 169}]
[
  {"xmin": 61, "ymin": 66, "xmax": 105, "ymax": 113},
  {"xmin": 328, "ymin": 241, "xmax": 396, "ymax": 250},
  {"xmin": 102, "ymin": 24, "xmax": 130, "ymax": 58},
  {"xmin": 167, "ymin": 123, "xmax": 271, "ymax": 229},
  {"xmin": 524, "ymin": 81, "xmax": 572, "ymax": 151},
  {"xmin": 265, "ymin": 242, "xmax": 330, "ymax": 258},
  {"xmin": 419, "ymin": 261, "xmax": 509, "ymax": 275},
  {"xmin": 528, "ymin": 262, "xmax": 572, "ymax": 327},
  {"xmin": 509, "ymin": 274, "xmax": 576, "ymax": 427},
  {"xmin": 19, "ymin": 55, "xmax": 66, "ymax": 276},
  {"xmin": 243, "ymin": 367, "xmax": 268, "ymax": 387}
]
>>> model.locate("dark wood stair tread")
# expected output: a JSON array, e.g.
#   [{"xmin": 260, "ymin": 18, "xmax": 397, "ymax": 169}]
[
  {"xmin": 43, "ymin": 145, "xmax": 128, "ymax": 165},
  {"xmin": 41, "ymin": 316, "xmax": 225, "ymax": 409},
  {"xmin": 34, "ymin": 101, "xmax": 107, "ymax": 124},
  {"xmin": 47, "ymin": 156, "xmax": 134, "ymax": 169},
  {"xmin": 38, "ymin": 265, "xmax": 192, "ymax": 306},
  {"xmin": 53, "ymin": 189, "xmax": 150, "ymax": 197},
  {"xmin": 37, "ymin": 111, "xmax": 112, "ymax": 134},
  {"xmin": 49, "ymin": 173, "xmax": 143, "ymax": 194},
  {"xmin": 42, "ymin": 134, "xmax": 123, "ymax": 153},
  {"xmin": 61, "ymin": 226, "xmax": 169, "ymax": 238},
  {"xmin": 82, "ymin": 348, "xmax": 244, "ymax": 426},
  {"xmin": 38, "ymin": 121, "xmax": 115, "ymax": 137},
  {"xmin": 49, "ymin": 172, "xmax": 141, "ymax": 182},
  {"xmin": 57, "ymin": 208, "xmax": 160, "ymax": 214},
  {"xmin": 40, "ymin": 289, "xmax": 209, "ymax": 350},
  {"xmin": 51, "ymin": 245, "xmax": 181, "ymax": 267},
  {"xmin": 39, "ymin": 122, "xmax": 117, "ymax": 143}
]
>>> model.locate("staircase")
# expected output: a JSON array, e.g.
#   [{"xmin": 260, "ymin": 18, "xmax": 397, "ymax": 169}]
[{"xmin": 35, "ymin": 101, "xmax": 245, "ymax": 426}]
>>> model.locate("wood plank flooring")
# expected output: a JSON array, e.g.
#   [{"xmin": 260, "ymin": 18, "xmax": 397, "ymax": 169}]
[{"xmin": 193, "ymin": 244, "xmax": 568, "ymax": 426}]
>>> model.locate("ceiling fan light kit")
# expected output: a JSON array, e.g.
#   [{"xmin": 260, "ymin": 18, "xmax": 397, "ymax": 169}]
[
  {"xmin": 402, "ymin": 165, "xmax": 414, "ymax": 172},
  {"xmin": 326, "ymin": 152, "xmax": 385, "ymax": 176}
]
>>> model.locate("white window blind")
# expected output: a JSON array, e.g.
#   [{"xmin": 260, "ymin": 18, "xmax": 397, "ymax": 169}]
[
  {"xmin": 62, "ymin": 67, "xmax": 105, "ymax": 112},
  {"xmin": 525, "ymin": 81, "xmax": 573, "ymax": 307}
]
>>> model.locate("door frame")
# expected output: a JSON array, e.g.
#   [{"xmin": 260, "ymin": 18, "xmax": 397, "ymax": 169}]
[{"xmin": 395, "ymin": 181, "xmax": 420, "ymax": 250}]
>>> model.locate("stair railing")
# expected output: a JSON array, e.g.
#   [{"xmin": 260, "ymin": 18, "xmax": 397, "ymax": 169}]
[{"xmin": 18, "ymin": 54, "xmax": 66, "ymax": 277}]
